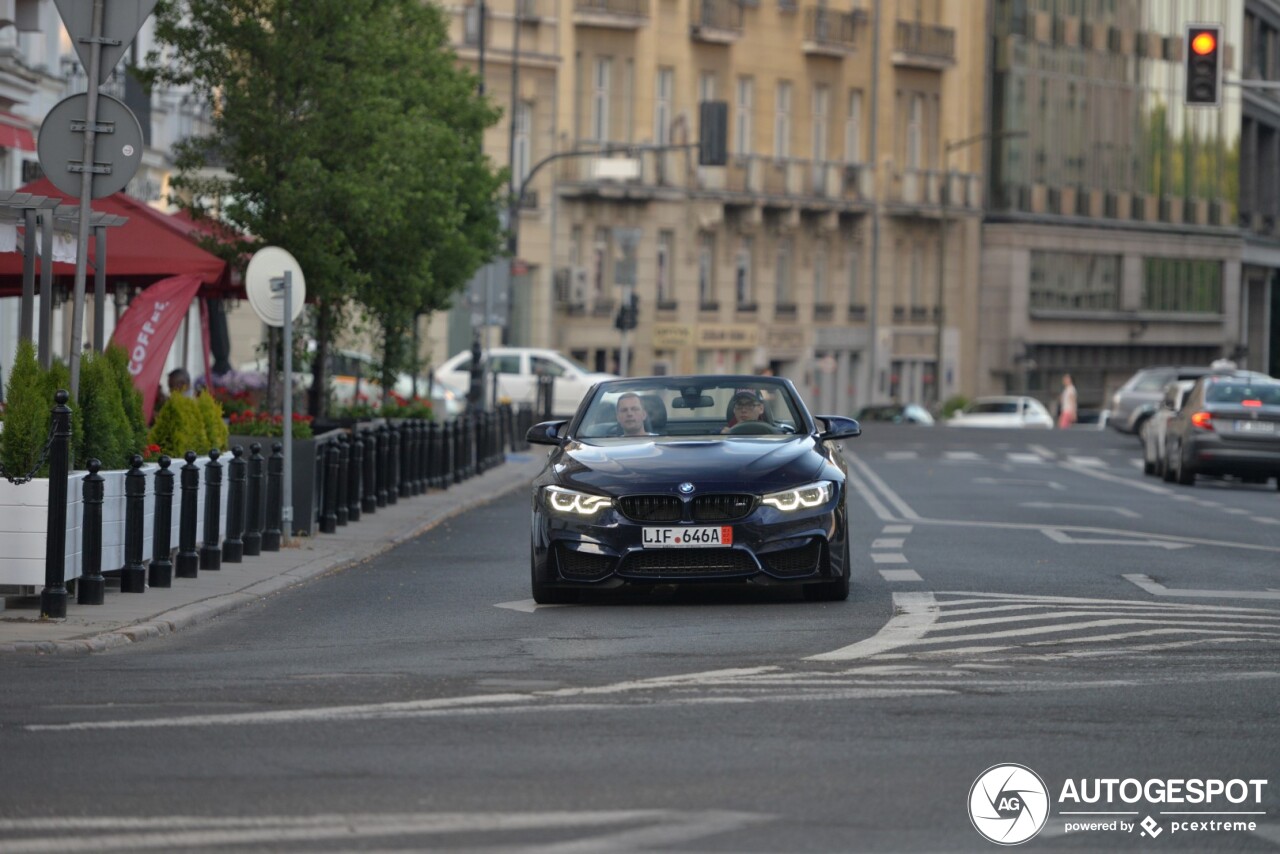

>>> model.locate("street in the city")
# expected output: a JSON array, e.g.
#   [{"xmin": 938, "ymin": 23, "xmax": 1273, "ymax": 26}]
[{"xmin": 0, "ymin": 425, "xmax": 1276, "ymax": 852}]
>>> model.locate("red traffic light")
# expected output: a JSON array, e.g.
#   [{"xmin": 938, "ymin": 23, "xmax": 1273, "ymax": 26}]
[{"xmin": 1191, "ymin": 31, "xmax": 1217, "ymax": 55}]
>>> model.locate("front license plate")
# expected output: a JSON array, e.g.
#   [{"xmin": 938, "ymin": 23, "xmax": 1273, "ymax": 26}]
[
  {"xmin": 642, "ymin": 526, "xmax": 733, "ymax": 548},
  {"xmin": 1233, "ymin": 420, "xmax": 1276, "ymax": 434}
]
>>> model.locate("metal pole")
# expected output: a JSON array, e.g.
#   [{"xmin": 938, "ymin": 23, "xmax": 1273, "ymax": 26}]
[
  {"xmin": 38, "ymin": 211, "xmax": 54, "ymax": 369},
  {"xmin": 866, "ymin": 0, "xmax": 883, "ymax": 405},
  {"xmin": 68, "ymin": 0, "xmax": 106, "ymax": 400},
  {"xmin": 281, "ymin": 270, "xmax": 295, "ymax": 537},
  {"xmin": 934, "ymin": 155, "xmax": 948, "ymax": 408},
  {"xmin": 21, "ymin": 208, "xmax": 34, "ymax": 342},
  {"xmin": 93, "ymin": 224, "xmax": 107, "ymax": 352}
]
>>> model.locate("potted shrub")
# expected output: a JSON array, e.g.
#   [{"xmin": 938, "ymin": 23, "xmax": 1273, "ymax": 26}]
[{"xmin": 227, "ymin": 409, "xmax": 334, "ymax": 537}]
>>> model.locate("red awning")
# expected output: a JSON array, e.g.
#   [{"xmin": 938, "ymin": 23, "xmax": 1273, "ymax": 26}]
[
  {"xmin": 0, "ymin": 178, "xmax": 239, "ymax": 299},
  {"xmin": 0, "ymin": 112, "xmax": 36, "ymax": 152}
]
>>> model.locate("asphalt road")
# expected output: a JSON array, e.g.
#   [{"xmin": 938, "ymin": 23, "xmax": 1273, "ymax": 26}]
[{"xmin": 0, "ymin": 424, "xmax": 1277, "ymax": 852}]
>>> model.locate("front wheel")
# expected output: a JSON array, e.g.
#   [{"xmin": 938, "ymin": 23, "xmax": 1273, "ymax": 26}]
[
  {"xmin": 531, "ymin": 551, "xmax": 578, "ymax": 605},
  {"xmin": 803, "ymin": 540, "xmax": 850, "ymax": 602}
]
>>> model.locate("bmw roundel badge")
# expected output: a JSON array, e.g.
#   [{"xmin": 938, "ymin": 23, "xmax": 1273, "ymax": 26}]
[{"xmin": 678, "ymin": 482, "xmax": 695, "ymax": 494}]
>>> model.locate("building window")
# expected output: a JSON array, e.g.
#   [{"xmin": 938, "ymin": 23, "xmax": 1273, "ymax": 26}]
[
  {"xmin": 592, "ymin": 58, "xmax": 612, "ymax": 142},
  {"xmin": 845, "ymin": 89, "xmax": 863, "ymax": 163},
  {"xmin": 775, "ymin": 236, "xmax": 793, "ymax": 304},
  {"xmin": 657, "ymin": 230, "xmax": 674, "ymax": 303},
  {"xmin": 774, "ymin": 81, "xmax": 792, "ymax": 159},
  {"xmin": 1141, "ymin": 258, "xmax": 1223, "ymax": 314},
  {"xmin": 735, "ymin": 76, "xmax": 754, "ymax": 156},
  {"xmin": 910, "ymin": 242, "xmax": 923, "ymax": 307},
  {"xmin": 846, "ymin": 248, "xmax": 861, "ymax": 307},
  {"xmin": 1029, "ymin": 251, "xmax": 1122, "ymax": 312},
  {"xmin": 654, "ymin": 68, "xmax": 673, "ymax": 145},
  {"xmin": 513, "ymin": 101, "xmax": 532, "ymax": 187},
  {"xmin": 699, "ymin": 70, "xmax": 716, "ymax": 102},
  {"xmin": 698, "ymin": 233, "xmax": 716, "ymax": 305},
  {"xmin": 735, "ymin": 237, "xmax": 754, "ymax": 305},
  {"xmin": 812, "ymin": 84, "xmax": 829, "ymax": 164},
  {"xmin": 906, "ymin": 92, "xmax": 923, "ymax": 170}
]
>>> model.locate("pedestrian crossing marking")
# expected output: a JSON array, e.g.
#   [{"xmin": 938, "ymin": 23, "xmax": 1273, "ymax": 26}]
[{"xmin": 879, "ymin": 569, "xmax": 923, "ymax": 582}]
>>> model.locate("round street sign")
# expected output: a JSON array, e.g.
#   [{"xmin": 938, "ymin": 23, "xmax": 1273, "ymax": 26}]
[
  {"xmin": 38, "ymin": 93, "xmax": 144, "ymax": 199},
  {"xmin": 245, "ymin": 246, "xmax": 306, "ymax": 328}
]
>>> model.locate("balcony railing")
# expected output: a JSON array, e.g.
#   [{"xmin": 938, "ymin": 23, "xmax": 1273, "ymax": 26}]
[
  {"xmin": 803, "ymin": 7, "xmax": 862, "ymax": 55},
  {"xmin": 574, "ymin": 0, "xmax": 649, "ymax": 28},
  {"xmin": 893, "ymin": 20, "xmax": 956, "ymax": 68},
  {"xmin": 691, "ymin": 0, "xmax": 743, "ymax": 42}
]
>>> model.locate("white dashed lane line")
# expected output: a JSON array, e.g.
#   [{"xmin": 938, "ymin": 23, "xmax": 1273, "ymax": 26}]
[
  {"xmin": 870, "ymin": 553, "xmax": 908, "ymax": 565},
  {"xmin": 879, "ymin": 569, "xmax": 923, "ymax": 582},
  {"xmin": 871, "ymin": 538, "xmax": 904, "ymax": 549}
]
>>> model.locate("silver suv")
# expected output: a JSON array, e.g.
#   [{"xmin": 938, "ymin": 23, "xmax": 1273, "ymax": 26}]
[{"xmin": 1110, "ymin": 364, "xmax": 1268, "ymax": 436}]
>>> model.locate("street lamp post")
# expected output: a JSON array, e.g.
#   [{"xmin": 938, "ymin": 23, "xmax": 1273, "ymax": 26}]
[{"xmin": 932, "ymin": 129, "xmax": 1028, "ymax": 408}]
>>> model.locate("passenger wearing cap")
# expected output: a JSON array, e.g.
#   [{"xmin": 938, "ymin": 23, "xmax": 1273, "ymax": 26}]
[{"xmin": 722, "ymin": 389, "xmax": 768, "ymax": 433}]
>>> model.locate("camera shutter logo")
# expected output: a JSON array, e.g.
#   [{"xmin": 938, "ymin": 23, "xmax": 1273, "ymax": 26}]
[{"xmin": 968, "ymin": 764, "xmax": 1050, "ymax": 845}]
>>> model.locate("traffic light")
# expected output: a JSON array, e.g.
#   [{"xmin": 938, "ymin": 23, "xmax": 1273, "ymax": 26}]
[
  {"xmin": 698, "ymin": 100, "xmax": 728, "ymax": 166},
  {"xmin": 1185, "ymin": 24, "xmax": 1222, "ymax": 106},
  {"xmin": 614, "ymin": 293, "xmax": 639, "ymax": 331}
]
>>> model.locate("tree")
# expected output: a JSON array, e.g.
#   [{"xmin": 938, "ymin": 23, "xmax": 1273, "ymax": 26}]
[{"xmin": 146, "ymin": 0, "xmax": 505, "ymax": 418}]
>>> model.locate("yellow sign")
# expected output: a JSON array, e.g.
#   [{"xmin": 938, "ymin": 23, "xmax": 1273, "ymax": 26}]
[
  {"xmin": 696, "ymin": 324, "xmax": 757, "ymax": 348},
  {"xmin": 652, "ymin": 323, "xmax": 694, "ymax": 349}
]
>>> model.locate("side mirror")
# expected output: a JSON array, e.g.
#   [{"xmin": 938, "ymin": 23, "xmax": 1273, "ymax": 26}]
[
  {"xmin": 526, "ymin": 420, "xmax": 567, "ymax": 446},
  {"xmin": 816, "ymin": 415, "xmax": 861, "ymax": 441}
]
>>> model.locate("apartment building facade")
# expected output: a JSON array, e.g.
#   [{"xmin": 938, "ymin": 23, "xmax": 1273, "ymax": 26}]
[{"xmin": 437, "ymin": 0, "xmax": 988, "ymax": 415}]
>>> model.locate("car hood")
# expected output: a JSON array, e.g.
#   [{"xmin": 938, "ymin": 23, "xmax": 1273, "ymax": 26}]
[{"xmin": 550, "ymin": 437, "xmax": 826, "ymax": 494}]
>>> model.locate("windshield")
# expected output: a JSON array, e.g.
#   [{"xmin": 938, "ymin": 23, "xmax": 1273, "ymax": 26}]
[
  {"xmin": 966, "ymin": 400, "xmax": 1020, "ymax": 415},
  {"xmin": 575, "ymin": 378, "xmax": 804, "ymax": 438}
]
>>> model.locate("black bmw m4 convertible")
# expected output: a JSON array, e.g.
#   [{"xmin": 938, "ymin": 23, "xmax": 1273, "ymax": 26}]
[{"xmin": 525, "ymin": 375, "xmax": 861, "ymax": 604}]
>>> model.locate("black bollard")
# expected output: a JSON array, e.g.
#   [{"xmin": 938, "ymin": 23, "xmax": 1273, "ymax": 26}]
[
  {"xmin": 200, "ymin": 449, "xmax": 223, "ymax": 570},
  {"xmin": 223, "ymin": 446, "xmax": 246, "ymax": 563},
  {"xmin": 375, "ymin": 426, "xmax": 389, "ymax": 507},
  {"xmin": 386, "ymin": 426, "xmax": 400, "ymax": 506},
  {"xmin": 243, "ymin": 444, "xmax": 264, "ymax": 556},
  {"xmin": 347, "ymin": 433, "xmax": 363, "ymax": 522},
  {"xmin": 120, "ymin": 454, "xmax": 147, "ymax": 592},
  {"xmin": 402, "ymin": 422, "xmax": 417, "ymax": 498},
  {"xmin": 447, "ymin": 418, "xmax": 460, "ymax": 486},
  {"xmin": 149, "ymin": 456, "xmax": 174, "ymax": 588},
  {"xmin": 263, "ymin": 442, "xmax": 283, "ymax": 551},
  {"xmin": 361, "ymin": 430, "xmax": 378, "ymax": 515},
  {"xmin": 77, "ymin": 459, "xmax": 105, "ymax": 605},
  {"xmin": 40, "ymin": 390, "xmax": 71, "ymax": 619},
  {"xmin": 335, "ymin": 435, "xmax": 349, "ymax": 526},
  {"xmin": 320, "ymin": 441, "xmax": 339, "ymax": 534},
  {"xmin": 426, "ymin": 420, "xmax": 441, "ymax": 489},
  {"xmin": 176, "ymin": 451, "xmax": 200, "ymax": 578}
]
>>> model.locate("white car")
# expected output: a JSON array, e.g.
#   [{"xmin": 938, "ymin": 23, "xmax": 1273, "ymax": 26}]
[
  {"xmin": 433, "ymin": 347, "xmax": 616, "ymax": 416},
  {"xmin": 1141, "ymin": 379, "xmax": 1195, "ymax": 477},
  {"xmin": 948, "ymin": 396, "xmax": 1055, "ymax": 429}
]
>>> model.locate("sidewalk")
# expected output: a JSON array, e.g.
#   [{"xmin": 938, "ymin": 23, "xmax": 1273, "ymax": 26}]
[{"xmin": 0, "ymin": 452, "xmax": 548, "ymax": 655}]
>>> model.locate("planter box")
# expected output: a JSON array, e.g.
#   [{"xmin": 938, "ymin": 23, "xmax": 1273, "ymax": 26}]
[
  {"xmin": 0, "ymin": 455, "xmax": 229, "ymax": 591},
  {"xmin": 228, "ymin": 429, "xmax": 344, "ymax": 538}
]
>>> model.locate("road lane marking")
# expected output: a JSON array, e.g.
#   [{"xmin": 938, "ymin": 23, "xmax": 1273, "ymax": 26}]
[
  {"xmin": 1057, "ymin": 461, "xmax": 1171, "ymax": 494},
  {"xmin": 1028, "ymin": 444, "xmax": 1055, "ymax": 460},
  {"xmin": 879, "ymin": 569, "xmax": 923, "ymax": 582},
  {"xmin": 846, "ymin": 454, "xmax": 921, "ymax": 520},
  {"xmin": 882, "ymin": 524, "xmax": 914, "ymax": 534},
  {"xmin": 1006, "ymin": 453, "xmax": 1046, "ymax": 464},
  {"xmin": 1042, "ymin": 529, "xmax": 1191, "ymax": 549},
  {"xmin": 495, "ymin": 599, "xmax": 548, "ymax": 613},
  {"xmin": 871, "ymin": 538, "xmax": 904, "ymax": 549},
  {"xmin": 884, "ymin": 451, "xmax": 918, "ymax": 460},
  {"xmin": 870, "ymin": 553, "xmax": 908, "ymax": 564},
  {"xmin": 806, "ymin": 592, "xmax": 938, "ymax": 661},
  {"xmin": 1252, "ymin": 517, "xmax": 1280, "ymax": 525},
  {"xmin": 974, "ymin": 476, "xmax": 1066, "ymax": 490},
  {"xmin": 1021, "ymin": 502, "xmax": 1139, "ymax": 518},
  {"xmin": 843, "ymin": 463, "xmax": 898, "ymax": 522},
  {"xmin": 944, "ymin": 451, "xmax": 983, "ymax": 461},
  {"xmin": 1124, "ymin": 573, "xmax": 1280, "ymax": 601}
]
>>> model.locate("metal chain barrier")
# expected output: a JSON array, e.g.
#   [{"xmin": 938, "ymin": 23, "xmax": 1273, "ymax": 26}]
[{"xmin": 0, "ymin": 415, "xmax": 58, "ymax": 485}]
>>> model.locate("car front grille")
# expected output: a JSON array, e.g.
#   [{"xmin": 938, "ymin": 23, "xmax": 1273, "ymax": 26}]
[
  {"xmin": 618, "ymin": 495, "xmax": 682, "ymax": 522},
  {"xmin": 555, "ymin": 545, "xmax": 615, "ymax": 579},
  {"xmin": 692, "ymin": 494, "xmax": 755, "ymax": 521},
  {"xmin": 619, "ymin": 549, "xmax": 757, "ymax": 577},
  {"xmin": 761, "ymin": 540, "xmax": 823, "ymax": 576},
  {"xmin": 617, "ymin": 493, "xmax": 756, "ymax": 522}
]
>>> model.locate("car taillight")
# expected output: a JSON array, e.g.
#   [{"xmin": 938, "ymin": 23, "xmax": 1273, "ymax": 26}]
[
  {"xmin": 1242, "ymin": 399, "xmax": 1261, "ymax": 408},
  {"xmin": 1190, "ymin": 411, "xmax": 1213, "ymax": 430}
]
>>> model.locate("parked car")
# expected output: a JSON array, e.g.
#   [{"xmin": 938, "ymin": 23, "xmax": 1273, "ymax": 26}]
[
  {"xmin": 855, "ymin": 403, "xmax": 935, "ymax": 425},
  {"xmin": 524, "ymin": 375, "xmax": 861, "ymax": 604},
  {"xmin": 1141, "ymin": 379, "xmax": 1195, "ymax": 477},
  {"xmin": 1110, "ymin": 365, "xmax": 1237, "ymax": 436},
  {"xmin": 1163, "ymin": 375, "xmax": 1280, "ymax": 488},
  {"xmin": 947, "ymin": 396, "xmax": 1054, "ymax": 429},
  {"xmin": 434, "ymin": 347, "xmax": 616, "ymax": 417}
]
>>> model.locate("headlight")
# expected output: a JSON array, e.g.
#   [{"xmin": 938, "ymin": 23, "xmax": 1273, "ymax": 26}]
[
  {"xmin": 761, "ymin": 480, "xmax": 833, "ymax": 512},
  {"xmin": 544, "ymin": 485, "xmax": 612, "ymax": 517}
]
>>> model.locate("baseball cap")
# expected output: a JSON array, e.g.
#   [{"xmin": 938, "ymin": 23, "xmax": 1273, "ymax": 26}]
[{"xmin": 732, "ymin": 390, "xmax": 764, "ymax": 405}]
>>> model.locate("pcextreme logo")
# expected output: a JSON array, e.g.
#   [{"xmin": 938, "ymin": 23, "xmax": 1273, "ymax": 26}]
[{"xmin": 968, "ymin": 764, "xmax": 1050, "ymax": 845}]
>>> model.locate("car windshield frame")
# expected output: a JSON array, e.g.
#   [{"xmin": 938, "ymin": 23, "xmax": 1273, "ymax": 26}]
[{"xmin": 569, "ymin": 377, "xmax": 812, "ymax": 439}]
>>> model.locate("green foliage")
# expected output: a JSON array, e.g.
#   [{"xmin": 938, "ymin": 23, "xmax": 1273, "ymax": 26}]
[
  {"xmin": 941, "ymin": 395, "xmax": 970, "ymax": 419},
  {"xmin": 77, "ymin": 351, "xmax": 131, "ymax": 470},
  {"xmin": 148, "ymin": 395, "xmax": 208, "ymax": 458},
  {"xmin": 0, "ymin": 340, "xmax": 50, "ymax": 478},
  {"xmin": 146, "ymin": 0, "xmax": 506, "ymax": 417},
  {"xmin": 104, "ymin": 344, "xmax": 148, "ymax": 455},
  {"xmin": 42, "ymin": 360, "xmax": 83, "ymax": 468},
  {"xmin": 197, "ymin": 389, "xmax": 230, "ymax": 450}
]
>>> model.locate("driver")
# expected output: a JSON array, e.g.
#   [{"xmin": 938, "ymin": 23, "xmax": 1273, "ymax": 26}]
[
  {"xmin": 614, "ymin": 392, "xmax": 656, "ymax": 437},
  {"xmin": 722, "ymin": 390, "xmax": 767, "ymax": 433}
]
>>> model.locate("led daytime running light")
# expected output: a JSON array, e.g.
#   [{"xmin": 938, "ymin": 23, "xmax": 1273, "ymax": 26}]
[
  {"xmin": 544, "ymin": 485, "xmax": 612, "ymax": 516},
  {"xmin": 761, "ymin": 480, "xmax": 833, "ymax": 511}
]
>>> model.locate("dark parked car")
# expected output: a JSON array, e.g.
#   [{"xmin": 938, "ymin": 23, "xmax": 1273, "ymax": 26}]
[
  {"xmin": 525, "ymin": 375, "xmax": 861, "ymax": 604},
  {"xmin": 1163, "ymin": 375, "xmax": 1280, "ymax": 488}
]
